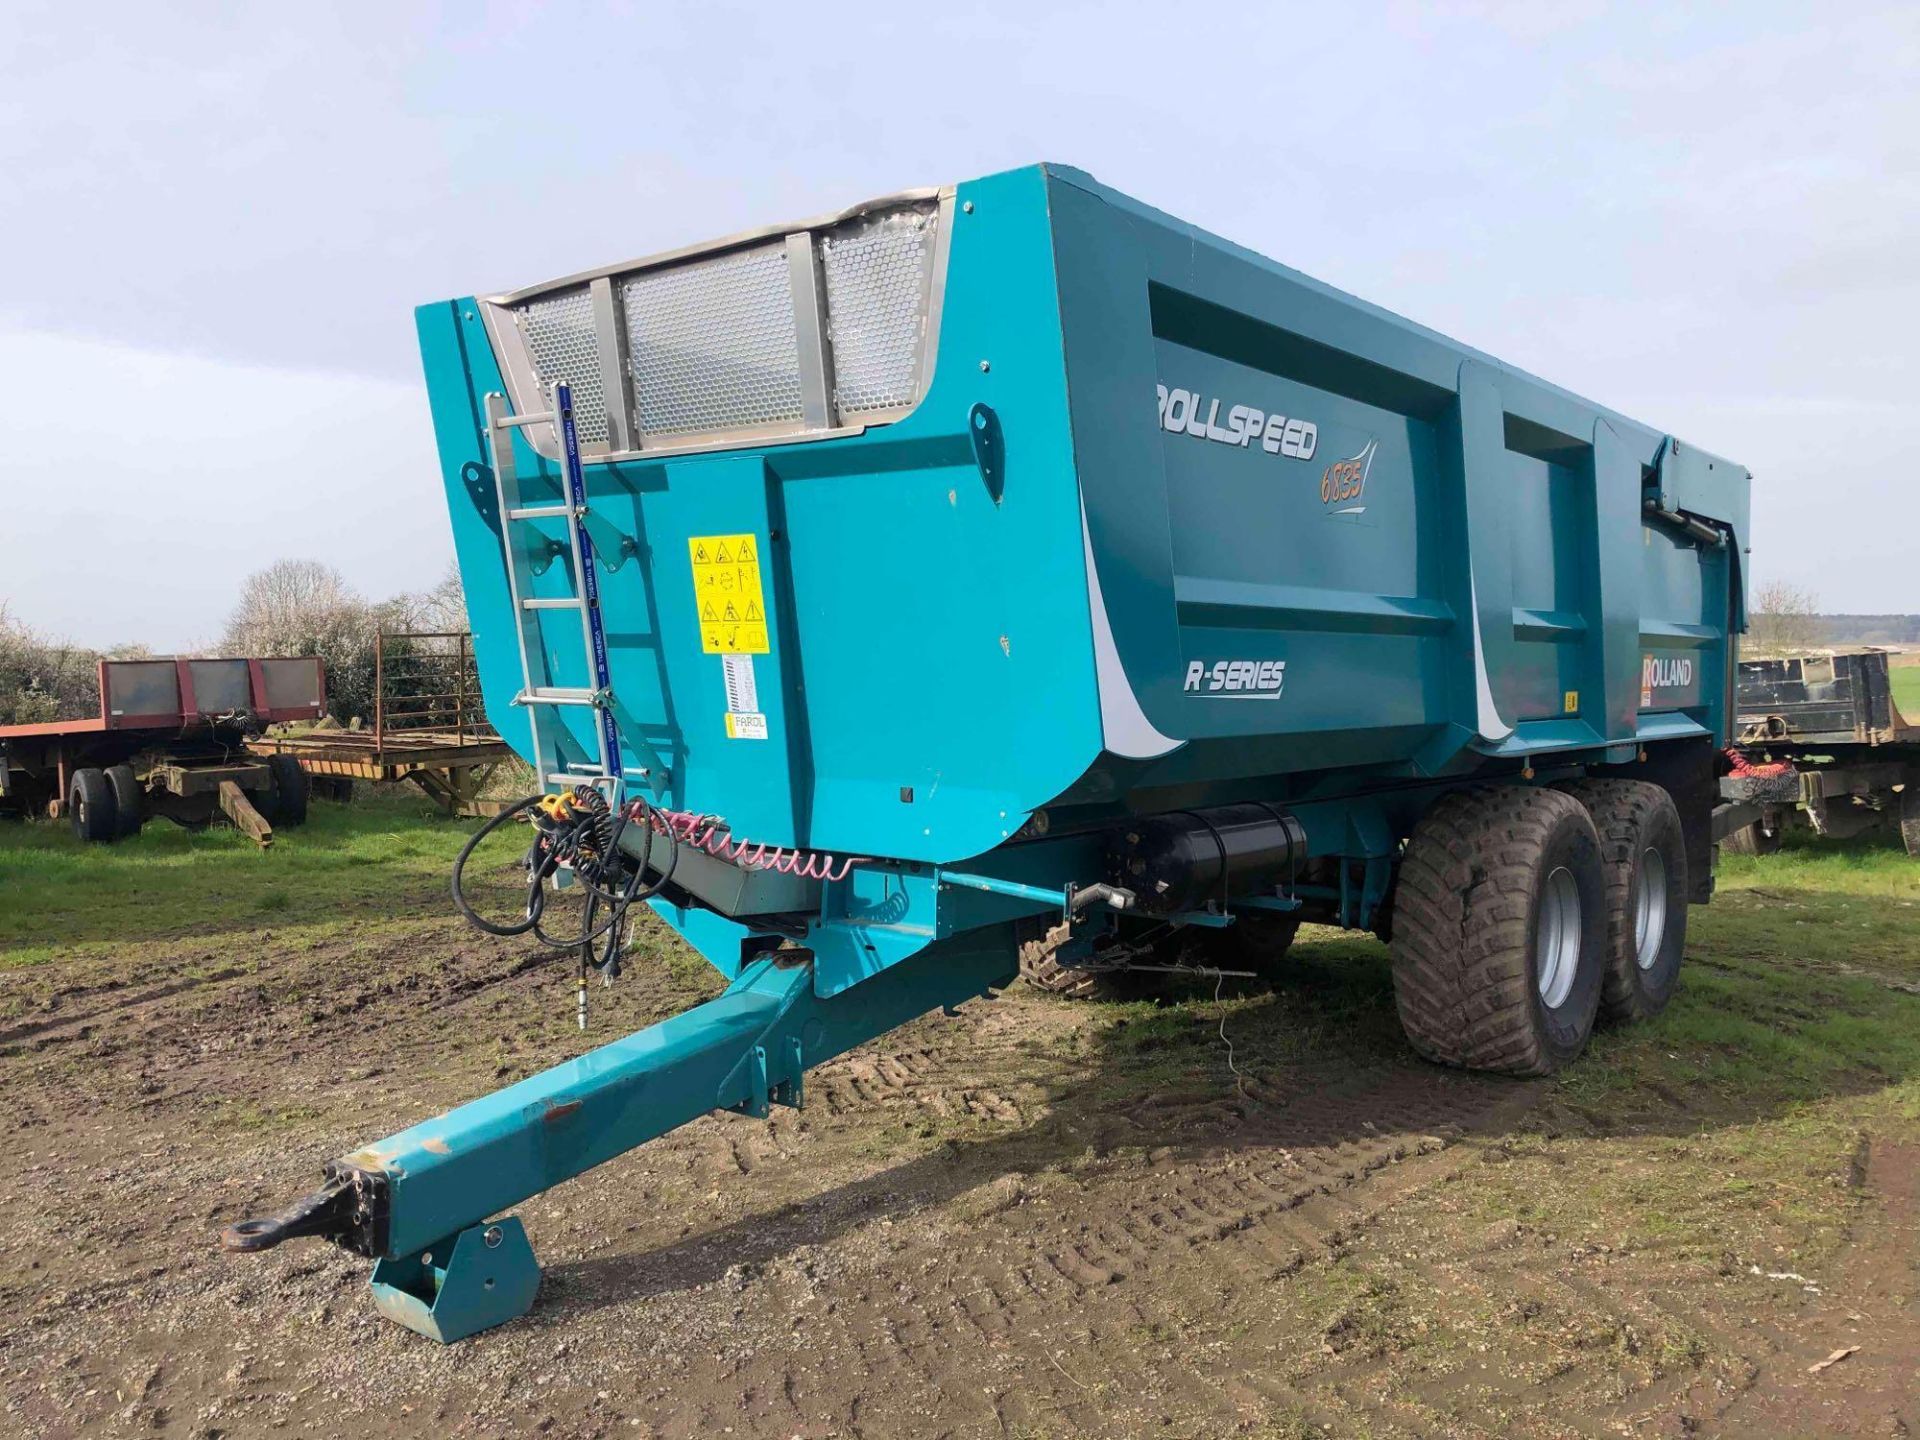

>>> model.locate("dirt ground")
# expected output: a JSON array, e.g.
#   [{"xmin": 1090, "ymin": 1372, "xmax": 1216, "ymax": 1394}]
[{"xmin": 2, "ymin": 819, "xmax": 1918, "ymax": 1438}]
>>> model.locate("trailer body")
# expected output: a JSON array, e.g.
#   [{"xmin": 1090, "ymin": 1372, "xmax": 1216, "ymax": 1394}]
[
  {"xmin": 229, "ymin": 164, "xmax": 1752, "ymax": 1340},
  {"xmin": 414, "ymin": 165, "xmax": 1747, "ymax": 974}
]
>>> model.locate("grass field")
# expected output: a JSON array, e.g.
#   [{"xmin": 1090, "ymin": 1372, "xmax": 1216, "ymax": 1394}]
[
  {"xmin": 2, "ymin": 798, "xmax": 1917, "ymax": 1436},
  {"xmin": 0, "ymin": 790, "xmax": 476, "ymax": 976},
  {"xmin": 1891, "ymin": 656, "xmax": 1920, "ymax": 720}
]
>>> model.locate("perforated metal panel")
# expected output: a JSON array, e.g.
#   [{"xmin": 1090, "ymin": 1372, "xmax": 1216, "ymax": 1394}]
[
  {"xmin": 513, "ymin": 288, "xmax": 609, "ymax": 444},
  {"xmin": 621, "ymin": 245, "xmax": 803, "ymax": 436},
  {"xmin": 491, "ymin": 193, "xmax": 947, "ymax": 452},
  {"xmin": 820, "ymin": 206, "xmax": 938, "ymax": 415}
]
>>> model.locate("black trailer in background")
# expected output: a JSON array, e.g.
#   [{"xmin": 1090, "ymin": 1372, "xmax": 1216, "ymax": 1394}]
[{"xmin": 1721, "ymin": 650, "xmax": 1919, "ymax": 856}]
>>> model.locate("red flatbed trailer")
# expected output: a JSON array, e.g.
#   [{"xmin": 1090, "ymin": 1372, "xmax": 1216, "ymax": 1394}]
[{"xmin": 0, "ymin": 656, "xmax": 326, "ymax": 845}]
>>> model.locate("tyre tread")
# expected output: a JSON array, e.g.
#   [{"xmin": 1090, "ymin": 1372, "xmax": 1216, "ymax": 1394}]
[
  {"xmin": 1559, "ymin": 778, "xmax": 1687, "ymax": 1024},
  {"xmin": 104, "ymin": 764, "xmax": 143, "ymax": 839},
  {"xmin": 68, "ymin": 768, "xmax": 119, "ymax": 845},
  {"xmin": 1390, "ymin": 786, "xmax": 1595, "ymax": 1077}
]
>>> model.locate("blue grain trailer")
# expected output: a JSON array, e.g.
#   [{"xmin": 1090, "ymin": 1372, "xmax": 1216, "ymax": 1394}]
[{"xmin": 226, "ymin": 164, "xmax": 1750, "ymax": 1341}]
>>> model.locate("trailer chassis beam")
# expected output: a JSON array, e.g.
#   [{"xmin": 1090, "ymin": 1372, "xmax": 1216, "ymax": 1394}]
[{"xmin": 223, "ymin": 935, "xmax": 1017, "ymax": 1342}]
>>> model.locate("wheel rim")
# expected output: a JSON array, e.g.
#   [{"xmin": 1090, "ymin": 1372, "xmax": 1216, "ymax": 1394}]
[
  {"xmin": 1634, "ymin": 847, "xmax": 1668, "ymax": 970},
  {"xmin": 1536, "ymin": 866, "xmax": 1582, "ymax": 1009}
]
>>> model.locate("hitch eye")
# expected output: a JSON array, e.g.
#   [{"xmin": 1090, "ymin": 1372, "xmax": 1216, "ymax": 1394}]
[
  {"xmin": 219, "ymin": 1171, "xmax": 376, "ymax": 1255},
  {"xmin": 220, "ymin": 1217, "xmax": 281, "ymax": 1251}
]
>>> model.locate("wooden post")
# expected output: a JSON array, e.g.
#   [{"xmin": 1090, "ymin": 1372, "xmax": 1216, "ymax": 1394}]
[
  {"xmin": 456, "ymin": 631, "xmax": 468, "ymax": 747},
  {"xmin": 218, "ymin": 780, "xmax": 274, "ymax": 848}
]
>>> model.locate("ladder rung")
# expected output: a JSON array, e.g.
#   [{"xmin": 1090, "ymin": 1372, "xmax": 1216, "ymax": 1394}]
[
  {"xmin": 497, "ymin": 410, "xmax": 554, "ymax": 429},
  {"xmin": 522, "ymin": 596, "xmax": 584, "ymax": 611},
  {"xmin": 508, "ymin": 504, "xmax": 579, "ymax": 521},
  {"xmin": 517, "ymin": 687, "xmax": 600, "ymax": 707}
]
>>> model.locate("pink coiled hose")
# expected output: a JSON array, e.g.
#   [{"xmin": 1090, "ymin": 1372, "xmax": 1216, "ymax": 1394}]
[{"xmin": 628, "ymin": 803, "xmax": 860, "ymax": 882}]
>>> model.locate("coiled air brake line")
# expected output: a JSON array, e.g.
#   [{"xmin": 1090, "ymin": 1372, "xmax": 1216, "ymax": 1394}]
[
  {"xmin": 451, "ymin": 788, "xmax": 858, "ymax": 1026},
  {"xmin": 449, "ymin": 788, "xmax": 680, "ymax": 980}
]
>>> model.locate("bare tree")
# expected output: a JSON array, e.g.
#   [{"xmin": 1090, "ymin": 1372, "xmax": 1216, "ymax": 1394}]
[
  {"xmin": 222, "ymin": 560, "xmax": 359, "ymax": 649},
  {"xmin": 388, "ymin": 562, "xmax": 468, "ymax": 635},
  {"xmin": 1746, "ymin": 579, "xmax": 1822, "ymax": 658},
  {"xmin": 222, "ymin": 560, "xmax": 381, "ymax": 723}
]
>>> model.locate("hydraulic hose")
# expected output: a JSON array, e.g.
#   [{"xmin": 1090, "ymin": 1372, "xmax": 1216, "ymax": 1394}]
[
  {"xmin": 450, "ymin": 786, "xmax": 847, "ymax": 986},
  {"xmin": 449, "ymin": 794, "xmax": 549, "ymax": 937},
  {"xmin": 450, "ymin": 788, "xmax": 681, "ymax": 977}
]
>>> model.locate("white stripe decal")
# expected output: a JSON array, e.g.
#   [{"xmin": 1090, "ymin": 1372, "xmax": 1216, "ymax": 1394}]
[
  {"xmin": 1080, "ymin": 501, "xmax": 1183, "ymax": 759},
  {"xmin": 1469, "ymin": 573, "xmax": 1512, "ymax": 741}
]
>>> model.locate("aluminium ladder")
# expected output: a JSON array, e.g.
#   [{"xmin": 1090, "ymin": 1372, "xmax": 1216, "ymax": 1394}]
[{"xmin": 484, "ymin": 381, "xmax": 626, "ymax": 797}]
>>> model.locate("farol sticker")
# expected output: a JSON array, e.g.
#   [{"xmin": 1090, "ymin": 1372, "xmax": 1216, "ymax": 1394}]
[{"xmin": 720, "ymin": 653, "xmax": 765, "ymax": 739}]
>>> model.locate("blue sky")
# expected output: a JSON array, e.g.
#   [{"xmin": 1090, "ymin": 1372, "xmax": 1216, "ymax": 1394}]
[{"xmin": 3, "ymin": 1, "xmax": 1915, "ymax": 648}]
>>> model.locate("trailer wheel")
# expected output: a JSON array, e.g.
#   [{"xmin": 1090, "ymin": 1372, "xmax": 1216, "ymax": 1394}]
[
  {"xmin": 1390, "ymin": 787, "xmax": 1606, "ymax": 1076},
  {"xmin": 104, "ymin": 764, "xmax": 144, "ymax": 838},
  {"xmin": 1559, "ymin": 780, "xmax": 1688, "ymax": 1024},
  {"xmin": 69, "ymin": 768, "xmax": 119, "ymax": 844},
  {"xmin": 1721, "ymin": 815, "xmax": 1782, "ymax": 856},
  {"xmin": 1901, "ymin": 787, "xmax": 1920, "ymax": 859},
  {"xmin": 267, "ymin": 755, "xmax": 310, "ymax": 827}
]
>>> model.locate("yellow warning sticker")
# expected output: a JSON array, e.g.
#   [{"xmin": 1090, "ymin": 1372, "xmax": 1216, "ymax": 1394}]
[
  {"xmin": 1563, "ymin": 690, "xmax": 1580, "ymax": 714},
  {"xmin": 688, "ymin": 533, "xmax": 770, "ymax": 654}
]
